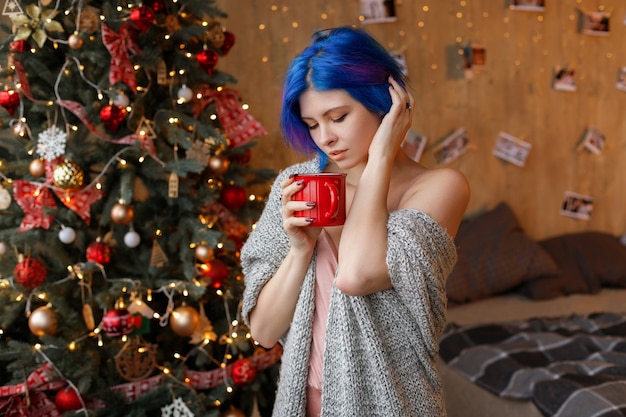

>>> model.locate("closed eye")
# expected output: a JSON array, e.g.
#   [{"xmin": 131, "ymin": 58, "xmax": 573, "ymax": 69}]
[{"xmin": 332, "ymin": 114, "xmax": 347, "ymax": 123}]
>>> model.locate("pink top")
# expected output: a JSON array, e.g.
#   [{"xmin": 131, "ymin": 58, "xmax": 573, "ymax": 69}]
[{"xmin": 307, "ymin": 230, "xmax": 337, "ymax": 416}]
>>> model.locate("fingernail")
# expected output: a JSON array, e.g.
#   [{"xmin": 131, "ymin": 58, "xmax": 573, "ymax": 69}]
[
  {"xmin": 306, "ymin": 218, "xmax": 314, "ymax": 223},
  {"xmin": 296, "ymin": 180, "xmax": 304, "ymax": 186},
  {"xmin": 306, "ymin": 202, "xmax": 316, "ymax": 207},
  {"xmin": 289, "ymin": 173, "xmax": 296, "ymax": 179}
]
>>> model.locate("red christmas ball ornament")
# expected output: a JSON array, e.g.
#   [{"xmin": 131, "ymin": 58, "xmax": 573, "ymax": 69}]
[
  {"xmin": 55, "ymin": 387, "xmax": 82, "ymax": 412},
  {"xmin": 220, "ymin": 184, "xmax": 247, "ymax": 211},
  {"xmin": 231, "ymin": 358, "xmax": 257, "ymax": 386},
  {"xmin": 99, "ymin": 104, "xmax": 127, "ymax": 133},
  {"xmin": 9, "ymin": 40, "xmax": 28, "ymax": 53},
  {"xmin": 221, "ymin": 31, "xmax": 235, "ymax": 55},
  {"xmin": 130, "ymin": 6, "xmax": 155, "ymax": 33},
  {"xmin": 196, "ymin": 49, "xmax": 219, "ymax": 75},
  {"xmin": 102, "ymin": 308, "xmax": 135, "ymax": 337},
  {"xmin": 0, "ymin": 90, "xmax": 20, "ymax": 116},
  {"xmin": 197, "ymin": 258, "xmax": 228, "ymax": 289},
  {"xmin": 86, "ymin": 240, "xmax": 112, "ymax": 265},
  {"xmin": 14, "ymin": 257, "xmax": 48, "ymax": 289}
]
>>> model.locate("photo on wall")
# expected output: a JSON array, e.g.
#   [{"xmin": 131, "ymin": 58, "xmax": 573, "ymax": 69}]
[
  {"xmin": 510, "ymin": 0, "xmax": 545, "ymax": 12},
  {"xmin": 616, "ymin": 67, "xmax": 626, "ymax": 92},
  {"xmin": 560, "ymin": 191, "xmax": 594, "ymax": 221},
  {"xmin": 492, "ymin": 132, "xmax": 532, "ymax": 167},
  {"xmin": 401, "ymin": 129, "xmax": 428, "ymax": 162},
  {"xmin": 552, "ymin": 65, "xmax": 577, "ymax": 91},
  {"xmin": 578, "ymin": 127, "xmax": 606, "ymax": 155},
  {"xmin": 359, "ymin": 0, "xmax": 397, "ymax": 24},
  {"xmin": 581, "ymin": 10, "xmax": 610, "ymax": 36},
  {"xmin": 432, "ymin": 127, "xmax": 471, "ymax": 165},
  {"xmin": 461, "ymin": 43, "xmax": 487, "ymax": 79}
]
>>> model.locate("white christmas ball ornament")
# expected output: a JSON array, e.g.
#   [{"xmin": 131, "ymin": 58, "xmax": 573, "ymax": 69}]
[
  {"xmin": 124, "ymin": 230, "xmax": 141, "ymax": 248},
  {"xmin": 0, "ymin": 241, "xmax": 7, "ymax": 255},
  {"xmin": 177, "ymin": 85, "xmax": 193, "ymax": 103},
  {"xmin": 58, "ymin": 226, "xmax": 76, "ymax": 244},
  {"xmin": 113, "ymin": 92, "xmax": 130, "ymax": 107}
]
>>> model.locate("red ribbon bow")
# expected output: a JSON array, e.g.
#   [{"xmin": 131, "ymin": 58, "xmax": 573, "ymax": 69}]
[
  {"xmin": 195, "ymin": 87, "xmax": 267, "ymax": 148},
  {"xmin": 102, "ymin": 22, "xmax": 141, "ymax": 92}
]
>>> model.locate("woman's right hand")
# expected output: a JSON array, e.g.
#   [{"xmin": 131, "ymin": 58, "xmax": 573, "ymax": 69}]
[{"xmin": 280, "ymin": 175, "xmax": 322, "ymax": 252}]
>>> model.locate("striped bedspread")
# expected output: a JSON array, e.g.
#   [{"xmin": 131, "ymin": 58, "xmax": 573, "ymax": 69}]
[{"xmin": 439, "ymin": 312, "xmax": 626, "ymax": 417}]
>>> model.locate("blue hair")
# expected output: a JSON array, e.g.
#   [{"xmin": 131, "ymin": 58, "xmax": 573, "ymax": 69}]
[{"xmin": 279, "ymin": 26, "xmax": 407, "ymax": 162}]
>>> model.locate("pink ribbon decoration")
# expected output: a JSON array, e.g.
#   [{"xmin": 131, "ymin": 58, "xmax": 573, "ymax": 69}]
[
  {"xmin": 195, "ymin": 87, "xmax": 267, "ymax": 148},
  {"xmin": 101, "ymin": 22, "xmax": 141, "ymax": 92}
]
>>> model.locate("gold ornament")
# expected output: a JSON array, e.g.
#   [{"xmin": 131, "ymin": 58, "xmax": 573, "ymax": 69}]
[
  {"xmin": 170, "ymin": 305, "xmax": 200, "ymax": 337},
  {"xmin": 221, "ymin": 407, "xmax": 246, "ymax": 417},
  {"xmin": 79, "ymin": 6, "xmax": 101, "ymax": 34},
  {"xmin": 111, "ymin": 201, "xmax": 134, "ymax": 225},
  {"xmin": 195, "ymin": 244, "xmax": 214, "ymax": 262},
  {"xmin": 28, "ymin": 305, "xmax": 58, "ymax": 336},
  {"xmin": 13, "ymin": 122, "xmax": 27, "ymax": 138},
  {"xmin": 82, "ymin": 304, "xmax": 95, "ymax": 330},
  {"xmin": 207, "ymin": 22, "xmax": 225, "ymax": 49},
  {"xmin": 209, "ymin": 154, "xmax": 230, "ymax": 175},
  {"xmin": 29, "ymin": 159, "xmax": 45, "ymax": 177},
  {"xmin": 53, "ymin": 160, "xmax": 84, "ymax": 190},
  {"xmin": 115, "ymin": 337, "xmax": 158, "ymax": 381},
  {"xmin": 68, "ymin": 32, "xmax": 83, "ymax": 49}
]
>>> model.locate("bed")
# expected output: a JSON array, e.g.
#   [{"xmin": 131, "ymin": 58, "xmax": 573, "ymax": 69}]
[{"xmin": 438, "ymin": 203, "xmax": 626, "ymax": 417}]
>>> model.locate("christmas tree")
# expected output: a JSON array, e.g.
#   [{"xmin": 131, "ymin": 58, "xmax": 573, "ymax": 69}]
[{"xmin": 0, "ymin": 0, "xmax": 280, "ymax": 416}]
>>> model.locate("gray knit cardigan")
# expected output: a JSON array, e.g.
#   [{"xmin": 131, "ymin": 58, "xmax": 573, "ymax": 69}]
[{"xmin": 241, "ymin": 157, "xmax": 457, "ymax": 417}]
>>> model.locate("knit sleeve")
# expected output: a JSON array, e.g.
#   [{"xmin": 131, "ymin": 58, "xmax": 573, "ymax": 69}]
[
  {"xmin": 240, "ymin": 170, "xmax": 291, "ymax": 326},
  {"xmin": 240, "ymin": 157, "xmax": 321, "ymax": 326},
  {"xmin": 385, "ymin": 209, "xmax": 457, "ymax": 353}
]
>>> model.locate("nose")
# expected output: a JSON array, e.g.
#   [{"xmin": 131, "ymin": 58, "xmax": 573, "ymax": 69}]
[{"xmin": 317, "ymin": 124, "xmax": 337, "ymax": 147}]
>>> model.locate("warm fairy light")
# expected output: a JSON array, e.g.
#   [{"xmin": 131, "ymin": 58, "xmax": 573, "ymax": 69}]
[
  {"xmin": 216, "ymin": 289, "xmax": 223, "ymax": 296},
  {"xmin": 231, "ymin": 332, "xmax": 237, "ymax": 338},
  {"xmin": 69, "ymin": 341, "xmax": 76, "ymax": 350},
  {"xmin": 226, "ymin": 386, "xmax": 233, "ymax": 393},
  {"xmin": 258, "ymin": 24, "xmax": 266, "ymax": 30},
  {"xmin": 96, "ymin": 182, "xmax": 102, "ymax": 190},
  {"xmin": 321, "ymin": 13, "xmax": 328, "ymax": 19},
  {"xmin": 163, "ymin": 367, "xmax": 170, "ymax": 375},
  {"xmin": 292, "ymin": 22, "xmax": 298, "ymax": 28},
  {"xmin": 153, "ymin": 312, "xmax": 160, "ymax": 319},
  {"xmin": 456, "ymin": 12, "xmax": 463, "ymax": 18},
  {"xmin": 183, "ymin": 289, "xmax": 189, "ymax": 296},
  {"xmin": 210, "ymin": 114, "xmax": 217, "ymax": 120},
  {"xmin": 174, "ymin": 352, "xmax": 181, "ymax": 359},
  {"xmin": 35, "ymin": 343, "xmax": 42, "ymax": 350},
  {"xmin": 16, "ymin": 294, "xmax": 24, "ymax": 302},
  {"xmin": 37, "ymin": 293, "xmax": 46, "ymax": 300},
  {"xmin": 246, "ymin": 332, "xmax": 252, "ymax": 339}
]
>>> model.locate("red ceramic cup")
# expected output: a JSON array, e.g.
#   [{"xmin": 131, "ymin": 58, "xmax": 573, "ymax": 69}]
[{"xmin": 292, "ymin": 173, "xmax": 346, "ymax": 226}]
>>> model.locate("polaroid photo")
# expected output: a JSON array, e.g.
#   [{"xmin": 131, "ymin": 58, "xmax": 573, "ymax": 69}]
[
  {"xmin": 582, "ymin": 10, "xmax": 610, "ymax": 36},
  {"xmin": 432, "ymin": 127, "xmax": 471, "ymax": 165},
  {"xmin": 390, "ymin": 51, "xmax": 408, "ymax": 77},
  {"xmin": 552, "ymin": 66, "xmax": 576, "ymax": 92},
  {"xmin": 401, "ymin": 129, "xmax": 427, "ymax": 162},
  {"xmin": 560, "ymin": 191, "xmax": 594, "ymax": 221},
  {"xmin": 359, "ymin": 0, "xmax": 397, "ymax": 24},
  {"xmin": 510, "ymin": 0, "xmax": 545, "ymax": 12},
  {"xmin": 616, "ymin": 67, "xmax": 626, "ymax": 92},
  {"xmin": 579, "ymin": 127, "xmax": 606, "ymax": 155},
  {"xmin": 492, "ymin": 132, "xmax": 532, "ymax": 167}
]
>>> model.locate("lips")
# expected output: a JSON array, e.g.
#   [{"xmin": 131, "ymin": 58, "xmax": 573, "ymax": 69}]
[{"xmin": 329, "ymin": 150, "xmax": 347, "ymax": 160}]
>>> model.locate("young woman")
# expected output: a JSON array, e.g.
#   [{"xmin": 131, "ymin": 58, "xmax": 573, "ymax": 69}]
[{"xmin": 241, "ymin": 26, "xmax": 470, "ymax": 416}]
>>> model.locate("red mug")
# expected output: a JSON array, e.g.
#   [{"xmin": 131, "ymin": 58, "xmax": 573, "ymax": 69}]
[{"xmin": 292, "ymin": 173, "xmax": 346, "ymax": 226}]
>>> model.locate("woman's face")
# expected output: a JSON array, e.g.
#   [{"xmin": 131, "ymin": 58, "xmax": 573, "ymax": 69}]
[{"xmin": 299, "ymin": 88, "xmax": 381, "ymax": 170}]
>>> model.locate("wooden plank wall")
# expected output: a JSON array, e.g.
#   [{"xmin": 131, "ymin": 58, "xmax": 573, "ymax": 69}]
[{"xmin": 215, "ymin": 0, "xmax": 626, "ymax": 240}]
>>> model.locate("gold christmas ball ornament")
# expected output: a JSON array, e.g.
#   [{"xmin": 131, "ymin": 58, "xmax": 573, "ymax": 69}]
[
  {"xmin": 209, "ymin": 154, "xmax": 230, "ymax": 175},
  {"xmin": 29, "ymin": 159, "xmax": 45, "ymax": 177},
  {"xmin": 111, "ymin": 201, "xmax": 135, "ymax": 225},
  {"xmin": 28, "ymin": 305, "xmax": 59, "ymax": 337},
  {"xmin": 13, "ymin": 122, "xmax": 27, "ymax": 138},
  {"xmin": 195, "ymin": 244, "xmax": 214, "ymax": 262},
  {"xmin": 221, "ymin": 407, "xmax": 245, "ymax": 417},
  {"xmin": 68, "ymin": 33, "xmax": 84, "ymax": 49},
  {"xmin": 170, "ymin": 305, "xmax": 200, "ymax": 337},
  {"xmin": 53, "ymin": 160, "xmax": 84, "ymax": 190}
]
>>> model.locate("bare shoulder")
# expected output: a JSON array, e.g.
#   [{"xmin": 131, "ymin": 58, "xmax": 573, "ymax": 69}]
[{"xmin": 401, "ymin": 167, "xmax": 470, "ymax": 238}]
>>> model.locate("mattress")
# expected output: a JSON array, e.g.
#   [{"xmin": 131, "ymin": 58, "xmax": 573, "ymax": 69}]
[{"xmin": 440, "ymin": 288, "xmax": 626, "ymax": 417}]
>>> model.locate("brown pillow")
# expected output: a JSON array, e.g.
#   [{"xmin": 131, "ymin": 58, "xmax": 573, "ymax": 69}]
[
  {"xmin": 518, "ymin": 232, "xmax": 626, "ymax": 300},
  {"xmin": 446, "ymin": 202, "xmax": 559, "ymax": 304}
]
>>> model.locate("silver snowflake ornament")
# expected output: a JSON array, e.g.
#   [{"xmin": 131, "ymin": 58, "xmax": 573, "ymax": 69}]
[
  {"xmin": 161, "ymin": 397, "xmax": 194, "ymax": 417},
  {"xmin": 36, "ymin": 126, "xmax": 67, "ymax": 161}
]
